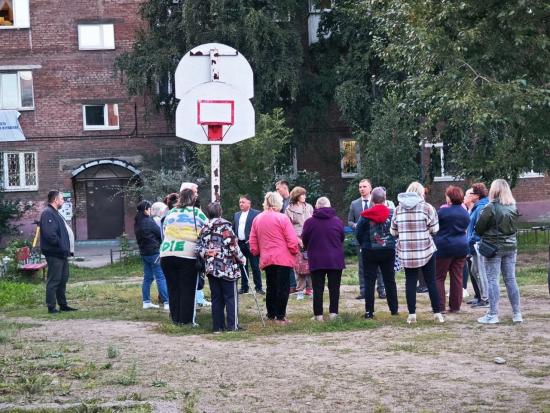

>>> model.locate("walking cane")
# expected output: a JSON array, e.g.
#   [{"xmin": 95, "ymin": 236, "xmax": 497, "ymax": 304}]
[{"xmin": 241, "ymin": 266, "xmax": 265, "ymax": 327}]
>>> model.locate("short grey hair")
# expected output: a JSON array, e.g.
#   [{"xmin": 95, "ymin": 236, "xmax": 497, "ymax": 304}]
[
  {"xmin": 315, "ymin": 197, "xmax": 331, "ymax": 208},
  {"xmin": 150, "ymin": 202, "xmax": 168, "ymax": 218},
  {"xmin": 263, "ymin": 191, "xmax": 283, "ymax": 211},
  {"xmin": 371, "ymin": 187, "xmax": 387, "ymax": 204}
]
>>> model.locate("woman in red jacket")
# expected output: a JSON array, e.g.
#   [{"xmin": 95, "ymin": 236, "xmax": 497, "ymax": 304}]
[{"xmin": 250, "ymin": 192, "xmax": 300, "ymax": 325}]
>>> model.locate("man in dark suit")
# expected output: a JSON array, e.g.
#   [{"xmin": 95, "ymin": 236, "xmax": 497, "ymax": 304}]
[
  {"xmin": 348, "ymin": 179, "xmax": 386, "ymax": 300},
  {"xmin": 234, "ymin": 195, "xmax": 264, "ymax": 294}
]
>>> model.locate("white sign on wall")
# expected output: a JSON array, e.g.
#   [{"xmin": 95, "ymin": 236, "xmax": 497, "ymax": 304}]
[{"xmin": 0, "ymin": 110, "xmax": 25, "ymax": 141}]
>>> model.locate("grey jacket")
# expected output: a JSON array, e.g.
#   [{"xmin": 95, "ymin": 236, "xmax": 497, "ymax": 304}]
[{"xmin": 348, "ymin": 197, "xmax": 370, "ymax": 228}]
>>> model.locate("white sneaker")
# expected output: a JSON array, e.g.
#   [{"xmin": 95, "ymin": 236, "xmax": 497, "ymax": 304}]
[
  {"xmin": 407, "ymin": 314, "xmax": 417, "ymax": 324},
  {"xmin": 143, "ymin": 302, "xmax": 159, "ymax": 309},
  {"xmin": 310, "ymin": 315, "xmax": 323, "ymax": 322},
  {"xmin": 478, "ymin": 314, "xmax": 499, "ymax": 324},
  {"xmin": 329, "ymin": 313, "xmax": 338, "ymax": 321},
  {"xmin": 434, "ymin": 313, "xmax": 445, "ymax": 323},
  {"xmin": 296, "ymin": 292, "xmax": 305, "ymax": 300},
  {"xmin": 463, "ymin": 288, "xmax": 470, "ymax": 298},
  {"xmin": 163, "ymin": 303, "xmax": 170, "ymax": 312},
  {"xmin": 512, "ymin": 312, "xmax": 523, "ymax": 323}
]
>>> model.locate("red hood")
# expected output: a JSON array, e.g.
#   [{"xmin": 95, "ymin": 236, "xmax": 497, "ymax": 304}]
[{"xmin": 360, "ymin": 204, "xmax": 390, "ymax": 223}]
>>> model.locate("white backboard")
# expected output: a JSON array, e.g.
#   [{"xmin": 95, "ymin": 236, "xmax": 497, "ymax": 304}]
[
  {"xmin": 175, "ymin": 81, "xmax": 255, "ymax": 145},
  {"xmin": 175, "ymin": 43, "xmax": 254, "ymax": 99}
]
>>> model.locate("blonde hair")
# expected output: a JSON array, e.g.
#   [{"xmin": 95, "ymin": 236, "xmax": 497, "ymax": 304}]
[
  {"xmin": 289, "ymin": 186, "xmax": 306, "ymax": 204},
  {"xmin": 150, "ymin": 202, "xmax": 168, "ymax": 218},
  {"xmin": 488, "ymin": 179, "xmax": 515, "ymax": 205},
  {"xmin": 316, "ymin": 197, "xmax": 331, "ymax": 208},
  {"xmin": 263, "ymin": 191, "xmax": 283, "ymax": 211},
  {"xmin": 406, "ymin": 181, "xmax": 425, "ymax": 198}
]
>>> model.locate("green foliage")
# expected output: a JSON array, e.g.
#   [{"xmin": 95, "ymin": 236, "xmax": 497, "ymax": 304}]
[
  {"xmin": 0, "ymin": 197, "xmax": 31, "ymax": 244},
  {"xmin": 197, "ymin": 108, "xmax": 293, "ymax": 211},
  {"xmin": 0, "ymin": 280, "xmax": 42, "ymax": 309},
  {"xmin": 116, "ymin": 0, "xmax": 304, "ymax": 115}
]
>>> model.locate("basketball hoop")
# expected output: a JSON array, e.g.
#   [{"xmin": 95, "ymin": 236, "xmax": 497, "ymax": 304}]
[{"xmin": 197, "ymin": 99, "xmax": 234, "ymax": 141}]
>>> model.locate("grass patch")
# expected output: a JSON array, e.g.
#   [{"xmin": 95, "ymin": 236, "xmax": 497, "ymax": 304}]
[
  {"xmin": 0, "ymin": 281, "xmax": 43, "ymax": 310},
  {"xmin": 516, "ymin": 266, "xmax": 548, "ymax": 286},
  {"xmin": 69, "ymin": 257, "xmax": 142, "ymax": 282}
]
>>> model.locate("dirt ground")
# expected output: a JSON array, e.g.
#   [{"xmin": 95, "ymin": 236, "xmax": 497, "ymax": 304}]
[{"xmin": 1, "ymin": 282, "xmax": 549, "ymax": 413}]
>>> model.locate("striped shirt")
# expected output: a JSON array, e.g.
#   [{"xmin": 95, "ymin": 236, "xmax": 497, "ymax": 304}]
[{"xmin": 390, "ymin": 196, "xmax": 439, "ymax": 268}]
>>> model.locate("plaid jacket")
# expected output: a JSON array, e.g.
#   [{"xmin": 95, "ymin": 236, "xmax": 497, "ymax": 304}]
[{"xmin": 390, "ymin": 196, "xmax": 439, "ymax": 268}]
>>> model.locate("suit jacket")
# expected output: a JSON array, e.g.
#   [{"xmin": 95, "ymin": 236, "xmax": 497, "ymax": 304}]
[
  {"xmin": 348, "ymin": 197, "xmax": 371, "ymax": 228},
  {"xmin": 233, "ymin": 208, "xmax": 260, "ymax": 241}
]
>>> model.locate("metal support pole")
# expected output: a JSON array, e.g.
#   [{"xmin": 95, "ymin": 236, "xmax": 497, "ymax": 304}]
[{"xmin": 211, "ymin": 144, "xmax": 220, "ymax": 202}]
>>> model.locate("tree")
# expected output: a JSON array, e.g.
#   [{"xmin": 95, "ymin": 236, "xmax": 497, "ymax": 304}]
[{"xmin": 319, "ymin": 0, "xmax": 550, "ymax": 186}]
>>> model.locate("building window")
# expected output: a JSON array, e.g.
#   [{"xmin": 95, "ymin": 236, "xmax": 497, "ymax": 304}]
[
  {"xmin": 308, "ymin": 0, "xmax": 332, "ymax": 45},
  {"xmin": 0, "ymin": 0, "xmax": 30, "ymax": 28},
  {"xmin": 1, "ymin": 151, "xmax": 38, "ymax": 191},
  {"xmin": 424, "ymin": 142, "xmax": 459, "ymax": 182},
  {"xmin": 82, "ymin": 104, "xmax": 119, "ymax": 130},
  {"xmin": 340, "ymin": 139, "xmax": 359, "ymax": 177},
  {"xmin": 0, "ymin": 71, "xmax": 34, "ymax": 110},
  {"xmin": 78, "ymin": 24, "xmax": 115, "ymax": 50}
]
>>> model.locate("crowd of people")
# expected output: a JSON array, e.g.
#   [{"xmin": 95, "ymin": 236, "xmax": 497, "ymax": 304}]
[{"xmin": 40, "ymin": 176, "xmax": 523, "ymax": 330}]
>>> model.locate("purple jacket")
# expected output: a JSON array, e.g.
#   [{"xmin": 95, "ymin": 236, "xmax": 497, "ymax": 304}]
[{"xmin": 302, "ymin": 207, "xmax": 345, "ymax": 271}]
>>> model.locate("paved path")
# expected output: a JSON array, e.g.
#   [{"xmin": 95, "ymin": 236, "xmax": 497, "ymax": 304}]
[{"xmin": 71, "ymin": 241, "xmax": 137, "ymax": 268}]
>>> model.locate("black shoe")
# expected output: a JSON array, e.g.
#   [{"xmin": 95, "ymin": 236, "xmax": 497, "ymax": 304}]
[
  {"xmin": 416, "ymin": 287, "xmax": 429, "ymax": 293},
  {"xmin": 255, "ymin": 289, "xmax": 265, "ymax": 295},
  {"xmin": 364, "ymin": 312, "xmax": 374, "ymax": 319},
  {"xmin": 378, "ymin": 291, "xmax": 387, "ymax": 299},
  {"xmin": 391, "ymin": 311, "xmax": 399, "ymax": 316},
  {"xmin": 355, "ymin": 294, "xmax": 365, "ymax": 300},
  {"xmin": 48, "ymin": 307, "xmax": 59, "ymax": 314},
  {"xmin": 472, "ymin": 300, "xmax": 489, "ymax": 308},
  {"xmin": 467, "ymin": 298, "xmax": 480, "ymax": 305},
  {"xmin": 238, "ymin": 288, "xmax": 249, "ymax": 294},
  {"xmin": 60, "ymin": 306, "xmax": 78, "ymax": 312}
]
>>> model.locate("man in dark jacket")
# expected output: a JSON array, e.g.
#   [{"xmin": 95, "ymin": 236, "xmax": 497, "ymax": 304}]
[
  {"xmin": 40, "ymin": 190, "xmax": 75, "ymax": 314},
  {"xmin": 356, "ymin": 187, "xmax": 398, "ymax": 318},
  {"xmin": 233, "ymin": 195, "xmax": 263, "ymax": 294}
]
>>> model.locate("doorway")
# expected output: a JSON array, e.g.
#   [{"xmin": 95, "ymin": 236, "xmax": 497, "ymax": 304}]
[{"xmin": 86, "ymin": 179, "xmax": 124, "ymax": 239}]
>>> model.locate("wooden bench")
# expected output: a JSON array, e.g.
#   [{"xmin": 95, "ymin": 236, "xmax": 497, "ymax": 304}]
[{"xmin": 15, "ymin": 247, "xmax": 47, "ymax": 279}]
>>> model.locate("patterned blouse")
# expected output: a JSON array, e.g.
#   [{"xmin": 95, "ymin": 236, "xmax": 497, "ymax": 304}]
[{"xmin": 195, "ymin": 218, "xmax": 245, "ymax": 281}]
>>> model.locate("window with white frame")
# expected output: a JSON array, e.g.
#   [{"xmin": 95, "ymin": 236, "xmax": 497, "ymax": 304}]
[
  {"xmin": 0, "ymin": 71, "xmax": 34, "ymax": 110},
  {"xmin": 308, "ymin": 0, "xmax": 332, "ymax": 45},
  {"xmin": 340, "ymin": 139, "xmax": 359, "ymax": 177},
  {"xmin": 1, "ymin": 151, "xmax": 38, "ymax": 191},
  {"xmin": 82, "ymin": 104, "xmax": 119, "ymax": 130},
  {"xmin": 78, "ymin": 24, "xmax": 115, "ymax": 50},
  {"xmin": 0, "ymin": 0, "xmax": 30, "ymax": 28},
  {"xmin": 425, "ymin": 142, "xmax": 459, "ymax": 182}
]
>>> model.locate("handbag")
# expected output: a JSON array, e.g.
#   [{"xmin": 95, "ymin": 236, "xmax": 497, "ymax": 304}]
[
  {"xmin": 478, "ymin": 204, "xmax": 500, "ymax": 258},
  {"xmin": 295, "ymin": 251, "xmax": 310, "ymax": 275}
]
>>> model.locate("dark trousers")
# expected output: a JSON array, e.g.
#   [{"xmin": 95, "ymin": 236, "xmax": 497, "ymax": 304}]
[
  {"xmin": 435, "ymin": 256, "xmax": 466, "ymax": 312},
  {"xmin": 462, "ymin": 260, "xmax": 469, "ymax": 289},
  {"xmin": 311, "ymin": 269, "xmax": 342, "ymax": 316},
  {"xmin": 45, "ymin": 255, "xmax": 69, "ymax": 309},
  {"xmin": 265, "ymin": 265, "xmax": 291, "ymax": 320},
  {"xmin": 161, "ymin": 256, "xmax": 198, "ymax": 325},
  {"xmin": 238, "ymin": 241, "xmax": 263, "ymax": 291},
  {"xmin": 358, "ymin": 247, "xmax": 385, "ymax": 295},
  {"xmin": 363, "ymin": 249, "xmax": 398, "ymax": 314},
  {"xmin": 404, "ymin": 255, "xmax": 440, "ymax": 314},
  {"xmin": 208, "ymin": 276, "xmax": 238, "ymax": 331}
]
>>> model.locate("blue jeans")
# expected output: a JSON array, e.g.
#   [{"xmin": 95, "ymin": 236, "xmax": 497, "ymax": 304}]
[
  {"xmin": 141, "ymin": 254, "xmax": 169, "ymax": 304},
  {"xmin": 482, "ymin": 250, "xmax": 520, "ymax": 316}
]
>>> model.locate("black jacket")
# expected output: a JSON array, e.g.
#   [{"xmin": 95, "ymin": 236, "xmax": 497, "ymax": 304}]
[
  {"xmin": 134, "ymin": 213, "xmax": 161, "ymax": 256},
  {"xmin": 40, "ymin": 205, "xmax": 70, "ymax": 258},
  {"xmin": 475, "ymin": 200, "xmax": 518, "ymax": 252}
]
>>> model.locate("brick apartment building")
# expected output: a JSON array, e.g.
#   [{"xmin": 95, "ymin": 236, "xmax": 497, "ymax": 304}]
[
  {"xmin": 0, "ymin": 0, "xmax": 183, "ymax": 242},
  {"xmin": 1, "ymin": 0, "xmax": 548, "ymax": 245}
]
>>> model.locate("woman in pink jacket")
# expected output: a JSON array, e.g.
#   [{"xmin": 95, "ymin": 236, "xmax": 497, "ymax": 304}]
[{"xmin": 250, "ymin": 191, "xmax": 300, "ymax": 325}]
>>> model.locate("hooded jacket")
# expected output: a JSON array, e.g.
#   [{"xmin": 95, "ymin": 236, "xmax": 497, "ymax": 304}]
[
  {"xmin": 301, "ymin": 207, "xmax": 345, "ymax": 272},
  {"xmin": 467, "ymin": 197, "xmax": 489, "ymax": 253},
  {"xmin": 356, "ymin": 204, "xmax": 395, "ymax": 250},
  {"xmin": 195, "ymin": 218, "xmax": 244, "ymax": 280},
  {"xmin": 475, "ymin": 200, "xmax": 518, "ymax": 252},
  {"xmin": 390, "ymin": 192, "xmax": 439, "ymax": 268}
]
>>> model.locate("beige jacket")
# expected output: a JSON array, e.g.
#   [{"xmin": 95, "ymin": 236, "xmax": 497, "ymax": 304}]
[{"xmin": 285, "ymin": 202, "xmax": 314, "ymax": 237}]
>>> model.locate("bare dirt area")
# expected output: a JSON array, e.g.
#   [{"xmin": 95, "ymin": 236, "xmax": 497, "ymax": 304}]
[{"xmin": 1, "ymin": 283, "xmax": 549, "ymax": 413}]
